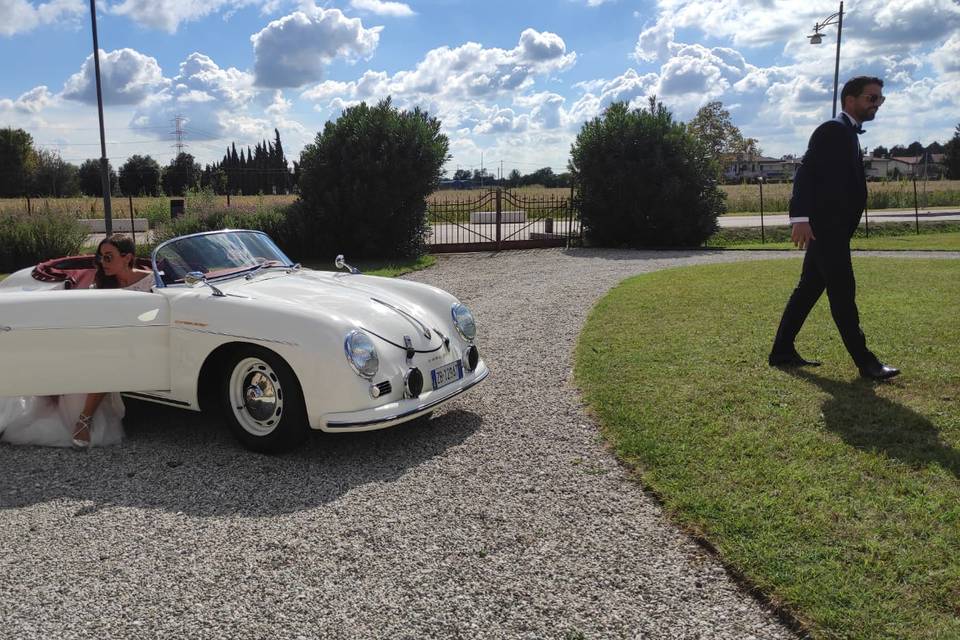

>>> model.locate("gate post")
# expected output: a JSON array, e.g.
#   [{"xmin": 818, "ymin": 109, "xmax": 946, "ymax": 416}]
[{"xmin": 495, "ymin": 188, "xmax": 502, "ymax": 249}]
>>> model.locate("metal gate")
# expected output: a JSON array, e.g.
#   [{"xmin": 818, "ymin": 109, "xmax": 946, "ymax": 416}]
[{"xmin": 426, "ymin": 188, "xmax": 581, "ymax": 252}]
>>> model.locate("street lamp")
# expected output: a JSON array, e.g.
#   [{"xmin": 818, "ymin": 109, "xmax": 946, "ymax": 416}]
[
  {"xmin": 88, "ymin": 0, "xmax": 113, "ymax": 235},
  {"xmin": 808, "ymin": 1, "xmax": 844, "ymax": 118}
]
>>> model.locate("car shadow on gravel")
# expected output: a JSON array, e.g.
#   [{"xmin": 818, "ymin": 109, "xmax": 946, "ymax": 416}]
[{"xmin": 0, "ymin": 401, "xmax": 482, "ymax": 516}]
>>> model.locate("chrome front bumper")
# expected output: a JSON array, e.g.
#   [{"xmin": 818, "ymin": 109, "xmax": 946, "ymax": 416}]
[{"xmin": 319, "ymin": 361, "xmax": 489, "ymax": 432}]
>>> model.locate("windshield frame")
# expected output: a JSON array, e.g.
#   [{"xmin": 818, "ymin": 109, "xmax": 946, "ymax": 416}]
[{"xmin": 150, "ymin": 229, "xmax": 294, "ymax": 288}]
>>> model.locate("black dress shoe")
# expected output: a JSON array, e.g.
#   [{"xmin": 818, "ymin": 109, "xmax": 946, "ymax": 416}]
[
  {"xmin": 768, "ymin": 351, "xmax": 822, "ymax": 367},
  {"xmin": 859, "ymin": 362, "xmax": 900, "ymax": 380}
]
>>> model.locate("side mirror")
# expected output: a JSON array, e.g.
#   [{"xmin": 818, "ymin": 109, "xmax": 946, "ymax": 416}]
[
  {"xmin": 334, "ymin": 254, "xmax": 361, "ymax": 274},
  {"xmin": 184, "ymin": 271, "xmax": 225, "ymax": 297},
  {"xmin": 184, "ymin": 271, "xmax": 206, "ymax": 287}
]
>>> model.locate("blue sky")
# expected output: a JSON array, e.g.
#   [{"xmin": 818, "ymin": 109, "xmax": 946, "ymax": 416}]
[{"xmin": 1, "ymin": 0, "xmax": 958, "ymax": 177}]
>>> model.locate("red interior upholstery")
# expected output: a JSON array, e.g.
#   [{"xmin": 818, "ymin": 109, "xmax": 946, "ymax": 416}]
[{"xmin": 32, "ymin": 255, "xmax": 152, "ymax": 290}]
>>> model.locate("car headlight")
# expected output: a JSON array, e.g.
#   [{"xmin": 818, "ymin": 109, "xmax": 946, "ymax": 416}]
[
  {"xmin": 344, "ymin": 329, "xmax": 379, "ymax": 378},
  {"xmin": 451, "ymin": 303, "xmax": 477, "ymax": 341}
]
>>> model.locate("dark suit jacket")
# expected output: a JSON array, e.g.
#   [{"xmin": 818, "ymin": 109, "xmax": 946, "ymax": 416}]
[{"xmin": 789, "ymin": 116, "xmax": 867, "ymax": 241}]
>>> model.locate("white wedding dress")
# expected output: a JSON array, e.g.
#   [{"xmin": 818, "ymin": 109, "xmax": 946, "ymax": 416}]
[
  {"xmin": 0, "ymin": 393, "xmax": 125, "ymax": 447},
  {"xmin": 0, "ymin": 274, "xmax": 152, "ymax": 448}
]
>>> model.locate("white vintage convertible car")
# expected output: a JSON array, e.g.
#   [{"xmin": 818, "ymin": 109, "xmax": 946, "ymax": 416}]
[{"xmin": 0, "ymin": 229, "xmax": 488, "ymax": 452}]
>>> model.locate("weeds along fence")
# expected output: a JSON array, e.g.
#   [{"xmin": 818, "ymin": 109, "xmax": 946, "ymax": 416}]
[{"xmin": 0, "ymin": 209, "xmax": 88, "ymax": 274}]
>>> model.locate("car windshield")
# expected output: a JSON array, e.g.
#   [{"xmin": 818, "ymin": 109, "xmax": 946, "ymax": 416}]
[{"xmin": 152, "ymin": 230, "xmax": 293, "ymax": 285}]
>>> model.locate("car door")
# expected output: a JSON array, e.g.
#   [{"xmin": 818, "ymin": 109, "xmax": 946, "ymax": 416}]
[{"xmin": 0, "ymin": 289, "xmax": 171, "ymax": 396}]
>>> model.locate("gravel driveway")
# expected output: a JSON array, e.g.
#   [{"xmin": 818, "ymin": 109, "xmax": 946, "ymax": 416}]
[{"xmin": 4, "ymin": 248, "xmax": 956, "ymax": 639}]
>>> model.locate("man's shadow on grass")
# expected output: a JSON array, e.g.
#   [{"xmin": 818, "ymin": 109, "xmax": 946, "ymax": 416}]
[{"xmin": 787, "ymin": 369, "xmax": 959, "ymax": 478}]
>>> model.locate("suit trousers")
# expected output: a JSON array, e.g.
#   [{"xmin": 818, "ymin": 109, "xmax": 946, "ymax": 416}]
[{"xmin": 771, "ymin": 237, "xmax": 876, "ymax": 368}]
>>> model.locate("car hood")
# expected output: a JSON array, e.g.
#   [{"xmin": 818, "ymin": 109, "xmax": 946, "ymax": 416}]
[{"xmin": 219, "ymin": 270, "xmax": 451, "ymax": 348}]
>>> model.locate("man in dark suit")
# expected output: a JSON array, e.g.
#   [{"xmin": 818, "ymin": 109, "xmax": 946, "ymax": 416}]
[{"xmin": 769, "ymin": 76, "xmax": 899, "ymax": 380}]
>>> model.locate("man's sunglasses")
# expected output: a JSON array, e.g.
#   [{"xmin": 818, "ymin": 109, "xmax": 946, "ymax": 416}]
[{"xmin": 863, "ymin": 94, "xmax": 885, "ymax": 105}]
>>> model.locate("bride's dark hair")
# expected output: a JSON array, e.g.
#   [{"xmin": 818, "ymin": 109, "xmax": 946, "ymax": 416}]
[{"xmin": 94, "ymin": 234, "xmax": 137, "ymax": 289}]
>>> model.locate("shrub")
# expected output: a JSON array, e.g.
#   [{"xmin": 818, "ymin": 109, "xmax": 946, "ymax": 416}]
[
  {"xmin": 140, "ymin": 199, "xmax": 171, "ymax": 229},
  {"xmin": 0, "ymin": 208, "xmax": 88, "ymax": 273},
  {"xmin": 297, "ymin": 97, "xmax": 449, "ymax": 259},
  {"xmin": 570, "ymin": 99, "xmax": 724, "ymax": 247}
]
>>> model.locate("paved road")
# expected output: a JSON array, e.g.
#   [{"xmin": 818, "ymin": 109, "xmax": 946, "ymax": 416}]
[{"xmin": 720, "ymin": 208, "xmax": 960, "ymax": 228}]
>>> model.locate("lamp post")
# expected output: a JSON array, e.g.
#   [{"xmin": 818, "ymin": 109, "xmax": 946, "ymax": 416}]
[
  {"xmin": 88, "ymin": 0, "xmax": 112, "ymax": 235},
  {"xmin": 808, "ymin": 1, "xmax": 844, "ymax": 118}
]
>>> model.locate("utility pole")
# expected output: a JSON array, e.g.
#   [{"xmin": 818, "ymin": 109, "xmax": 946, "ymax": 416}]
[{"xmin": 88, "ymin": 0, "xmax": 112, "ymax": 235}]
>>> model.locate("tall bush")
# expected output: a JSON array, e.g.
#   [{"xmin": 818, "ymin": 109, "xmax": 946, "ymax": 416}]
[
  {"xmin": 570, "ymin": 99, "xmax": 724, "ymax": 247},
  {"xmin": 298, "ymin": 97, "xmax": 449, "ymax": 259},
  {"xmin": 0, "ymin": 209, "xmax": 88, "ymax": 273}
]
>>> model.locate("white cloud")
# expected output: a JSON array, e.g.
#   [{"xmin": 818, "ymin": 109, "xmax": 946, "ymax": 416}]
[
  {"xmin": 129, "ymin": 52, "xmax": 257, "ymax": 141},
  {"xmin": 0, "ymin": 85, "xmax": 55, "ymax": 113},
  {"xmin": 251, "ymin": 6, "xmax": 382, "ymax": 88},
  {"xmin": 0, "ymin": 0, "xmax": 85, "ymax": 36},
  {"xmin": 517, "ymin": 28, "xmax": 566, "ymax": 62},
  {"xmin": 633, "ymin": 18, "xmax": 673, "ymax": 62},
  {"xmin": 930, "ymin": 33, "xmax": 960, "ymax": 76},
  {"xmin": 109, "ymin": 0, "xmax": 262, "ymax": 34},
  {"xmin": 567, "ymin": 69, "xmax": 659, "ymax": 125},
  {"xmin": 474, "ymin": 106, "xmax": 529, "ymax": 134},
  {"xmin": 643, "ymin": 0, "xmax": 960, "ymax": 51},
  {"xmin": 516, "ymin": 92, "xmax": 566, "ymax": 129},
  {"xmin": 62, "ymin": 48, "xmax": 169, "ymax": 106},
  {"xmin": 301, "ymin": 28, "xmax": 576, "ymax": 114},
  {"xmin": 349, "ymin": 0, "xmax": 414, "ymax": 17}
]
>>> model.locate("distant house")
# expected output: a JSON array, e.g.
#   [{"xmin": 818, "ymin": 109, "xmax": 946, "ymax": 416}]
[
  {"xmin": 722, "ymin": 156, "xmax": 801, "ymax": 183},
  {"xmin": 864, "ymin": 152, "xmax": 946, "ymax": 180}
]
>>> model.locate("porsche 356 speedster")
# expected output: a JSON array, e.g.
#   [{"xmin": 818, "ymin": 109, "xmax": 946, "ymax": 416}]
[{"xmin": 0, "ymin": 229, "xmax": 488, "ymax": 452}]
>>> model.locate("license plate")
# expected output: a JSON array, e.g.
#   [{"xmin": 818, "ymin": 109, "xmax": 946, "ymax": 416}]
[{"xmin": 431, "ymin": 361, "xmax": 463, "ymax": 390}]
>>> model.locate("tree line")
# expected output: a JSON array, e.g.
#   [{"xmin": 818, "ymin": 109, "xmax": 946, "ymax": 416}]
[
  {"xmin": 0, "ymin": 127, "xmax": 296, "ymax": 199},
  {"xmin": 446, "ymin": 166, "xmax": 573, "ymax": 189}
]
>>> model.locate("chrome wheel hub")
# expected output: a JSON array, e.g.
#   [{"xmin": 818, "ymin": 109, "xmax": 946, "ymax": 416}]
[{"xmin": 229, "ymin": 357, "xmax": 284, "ymax": 436}]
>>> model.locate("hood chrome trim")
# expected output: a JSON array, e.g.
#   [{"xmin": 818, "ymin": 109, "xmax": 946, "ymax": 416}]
[{"xmin": 371, "ymin": 297, "xmax": 432, "ymax": 339}]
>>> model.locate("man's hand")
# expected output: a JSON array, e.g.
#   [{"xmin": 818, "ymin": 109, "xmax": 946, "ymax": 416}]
[{"xmin": 791, "ymin": 222, "xmax": 815, "ymax": 250}]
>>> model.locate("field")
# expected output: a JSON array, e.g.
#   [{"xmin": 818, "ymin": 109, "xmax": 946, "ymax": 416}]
[
  {"xmin": 427, "ymin": 185, "xmax": 573, "ymax": 204},
  {"xmin": 722, "ymin": 179, "xmax": 960, "ymax": 214},
  {"xmin": 0, "ymin": 194, "xmax": 298, "ymax": 219}
]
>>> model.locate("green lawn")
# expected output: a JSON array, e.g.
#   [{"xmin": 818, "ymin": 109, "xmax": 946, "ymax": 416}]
[{"xmin": 575, "ymin": 258, "xmax": 960, "ymax": 639}]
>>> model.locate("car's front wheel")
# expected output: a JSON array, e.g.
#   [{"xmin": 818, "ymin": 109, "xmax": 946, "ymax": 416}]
[{"xmin": 220, "ymin": 346, "xmax": 308, "ymax": 453}]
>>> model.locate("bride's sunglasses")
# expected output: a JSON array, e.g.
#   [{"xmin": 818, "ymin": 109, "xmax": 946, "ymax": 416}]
[{"xmin": 95, "ymin": 252, "xmax": 127, "ymax": 265}]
